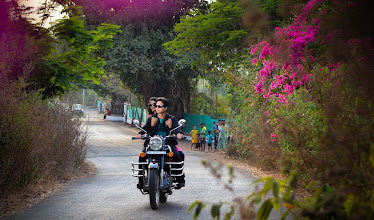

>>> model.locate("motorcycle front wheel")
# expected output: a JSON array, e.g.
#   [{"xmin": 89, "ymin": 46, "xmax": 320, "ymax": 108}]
[{"xmin": 149, "ymin": 169, "xmax": 160, "ymax": 210}]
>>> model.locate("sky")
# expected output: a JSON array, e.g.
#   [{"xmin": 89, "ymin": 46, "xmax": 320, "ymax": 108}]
[{"xmin": 20, "ymin": 0, "xmax": 65, "ymax": 27}]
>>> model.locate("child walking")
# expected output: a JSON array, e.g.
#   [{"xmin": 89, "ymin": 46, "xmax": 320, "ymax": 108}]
[
  {"xmin": 207, "ymin": 130, "xmax": 213, "ymax": 151},
  {"xmin": 190, "ymin": 126, "xmax": 198, "ymax": 150}
]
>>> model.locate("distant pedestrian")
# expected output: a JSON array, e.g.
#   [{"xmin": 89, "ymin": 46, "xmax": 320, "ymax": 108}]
[
  {"xmin": 190, "ymin": 126, "xmax": 199, "ymax": 150},
  {"xmin": 213, "ymin": 121, "xmax": 219, "ymax": 149},
  {"xmin": 217, "ymin": 120, "xmax": 226, "ymax": 150},
  {"xmin": 207, "ymin": 130, "xmax": 213, "ymax": 151},
  {"xmin": 200, "ymin": 123, "xmax": 207, "ymax": 151},
  {"xmin": 103, "ymin": 108, "xmax": 111, "ymax": 119}
]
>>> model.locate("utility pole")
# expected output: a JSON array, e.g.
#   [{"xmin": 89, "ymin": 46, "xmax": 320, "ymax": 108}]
[{"xmin": 82, "ymin": 89, "xmax": 85, "ymax": 107}]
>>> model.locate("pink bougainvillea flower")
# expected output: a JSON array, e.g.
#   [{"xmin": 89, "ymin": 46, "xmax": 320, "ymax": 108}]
[
  {"xmin": 255, "ymin": 83, "xmax": 264, "ymax": 93},
  {"xmin": 259, "ymin": 45, "xmax": 271, "ymax": 59},
  {"xmin": 252, "ymin": 0, "xmax": 325, "ymax": 104},
  {"xmin": 250, "ymin": 47, "xmax": 258, "ymax": 55}
]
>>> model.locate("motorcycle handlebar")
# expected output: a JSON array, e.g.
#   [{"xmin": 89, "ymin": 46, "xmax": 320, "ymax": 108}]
[
  {"xmin": 132, "ymin": 134, "xmax": 183, "ymax": 140},
  {"xmin": 131, "ymin": 135, "xmax": 149, "ymax": 140}
]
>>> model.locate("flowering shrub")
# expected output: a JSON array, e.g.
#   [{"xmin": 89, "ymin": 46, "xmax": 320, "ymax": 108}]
[
  {"xmin": 265, "ymin": 87, "xmax": 326, "ymax": 153},
  {"xmin": 182, "ymin": 0, "xmax": 373, "ymax": 219},
  {"xmin": 251, "ymin": 0, "xmax": 325, "ymax": 103}
]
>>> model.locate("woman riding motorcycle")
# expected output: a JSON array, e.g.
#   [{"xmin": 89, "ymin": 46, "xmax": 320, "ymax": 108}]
[{"xmin": 135, "ymin": 97, "xmax": 185, "ymax": 189}]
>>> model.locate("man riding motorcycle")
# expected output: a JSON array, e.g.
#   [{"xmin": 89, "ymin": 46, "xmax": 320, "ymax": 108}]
[{"xmin": 135, "ymin": 97, "xmax": 185, "ymax": 189}]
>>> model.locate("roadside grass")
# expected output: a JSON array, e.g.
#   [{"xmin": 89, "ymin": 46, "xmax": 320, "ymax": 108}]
[{"xmin": 0, "ymin": 83, "xmax": 88, "ymax": 203}]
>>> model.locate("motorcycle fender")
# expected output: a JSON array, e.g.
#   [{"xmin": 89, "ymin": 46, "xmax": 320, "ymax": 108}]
[{"xmin": 149, "ymin": 163, "xmax": 158, "ymax": 169}]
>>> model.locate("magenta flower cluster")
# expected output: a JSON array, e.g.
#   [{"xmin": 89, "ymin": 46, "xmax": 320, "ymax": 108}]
[{"xmin": 252, "ymin": 0, "xmax": 324, "ymax": 104}]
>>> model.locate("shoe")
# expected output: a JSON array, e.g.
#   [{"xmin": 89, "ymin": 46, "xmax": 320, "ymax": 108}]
[
  {"xmin": 137, "ymin": 183, "xmax": 144, "ymax": 189},
  {"xmin": 176, "ymin": 178, "xmax": 185, "ymax": 188}
]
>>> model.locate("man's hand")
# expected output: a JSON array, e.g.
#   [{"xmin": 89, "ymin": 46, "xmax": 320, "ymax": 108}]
[
  {"xmin": 177, "ymin": 133, "xmax": 183, "ymax": 139},
  {"xmin": 135, "ymin": 134, "xmax": 141, "ymax": 139},
  {"xmin": 166, "ymin": 118, "xmax": 172, "ymax": 129},
  {"xmin": 151, "ymin": 117, "xmax": 158, "ymax": 127}
]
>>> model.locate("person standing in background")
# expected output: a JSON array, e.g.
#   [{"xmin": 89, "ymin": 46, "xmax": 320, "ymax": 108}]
[
  {"xmin": 200, "ymin": 123, "xmax": 207, "ymax": 151},
  {"xmin": 103, "ymin": 108, "xmax": 111, "ymax": 119},
  {"xmin": 190, "ymin": 126, "xmax": 198, "ymax": 150},
  {"xmin": 213, "ymin": 121, "xmax": 220, "ymax": 150},
  {"xmin": 217, "ymin": 120, "xmax": 226, "ymax": 150},
  {"xmin": 207, "ymin": 130, "xmax": 213, "ymax": 151}
]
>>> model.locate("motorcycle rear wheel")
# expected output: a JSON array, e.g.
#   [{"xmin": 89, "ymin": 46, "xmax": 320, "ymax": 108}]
[{"xmin": 149, "ymin": 169, "xmax": 160, "ymax": 210}]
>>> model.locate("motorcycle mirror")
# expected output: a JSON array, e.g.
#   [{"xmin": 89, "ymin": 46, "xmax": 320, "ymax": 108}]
[
  {"xmin": 178, "ymin": 119, "xmax": 186, "ymax": 127},
  {"xmin": 133, "ymin": 120, "xmax": 140, "ymax": 127}
]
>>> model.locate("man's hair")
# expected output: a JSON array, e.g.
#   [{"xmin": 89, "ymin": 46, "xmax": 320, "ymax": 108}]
[{"xmin": 156, "ymin": 97, "xmax": 169, "ymax": 107}]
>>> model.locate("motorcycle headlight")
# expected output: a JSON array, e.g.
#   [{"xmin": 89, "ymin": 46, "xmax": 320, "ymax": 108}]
[{"xmin": 149, "ymin": 137, "xmax": 163, "ymax": 151}]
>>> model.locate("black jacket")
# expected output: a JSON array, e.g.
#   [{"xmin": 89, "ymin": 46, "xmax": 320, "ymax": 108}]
[{"xmin": 139, "ymin": 113, "xmax": 182, "ymax": 145}]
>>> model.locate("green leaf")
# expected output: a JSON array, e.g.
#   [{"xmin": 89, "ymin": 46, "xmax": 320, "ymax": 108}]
[
  {"xmin": 370, "ymin": 143, "xmax": 374, "ymax": 168},
  {"xmin": 187, "ymin": 200, "xmax": 201, "ymax": 212},
  {"xmin": 272, "ymin": 181, "xmax": 280, "ymax": 199},
  {"xmin": 188, "ymin": 200, "xmax": 206, "ymax": 219},
  {"xmin": 224, "ymin": 204, "xmax": 235, "ymax": 220},
  {"xmin": 257, "ymin": 199, "xmax": 273, "ymax": 220},
  {"xmin": 92, "ymin": 77, "xmax": 100, "ymax": 85},
  {"xmin": 211, "ymin": 204, "xmax": 221, "ymax": 219},
  {"xmin": 260, "ymin": 178, "xmax": 274, "ymax": 196},
  {"xmin": 280, "ymin": 209, "xmax": 291, "ymax": 220},
  {"xmin": 273, "ymin": 197, "xmax": 280, "ymax": 211},
  {"xmin": 344, "ymin": 194, "xmax": 355, "ymax": 217},
  {"xmin": 194, "ymin": 202, "xmax": 206, "ymax": 219},
  {"xmin": 254, "ymin": 176, "xmax": 274, "ymax": 184}
]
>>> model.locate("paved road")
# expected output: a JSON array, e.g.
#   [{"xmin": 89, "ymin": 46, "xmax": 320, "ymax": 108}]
[{"xmin": 2, "ymin": 109, "xmax": 284, "ymax": 220}]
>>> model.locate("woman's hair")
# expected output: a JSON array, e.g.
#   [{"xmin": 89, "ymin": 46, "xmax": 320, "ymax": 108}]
[
  {"xmin": 149, "ymin": 97, "xmax": 157, "ymax": 103},
  {"xmin": 148, "ymin": 97, "xmax": 157, "ymax": 114}
]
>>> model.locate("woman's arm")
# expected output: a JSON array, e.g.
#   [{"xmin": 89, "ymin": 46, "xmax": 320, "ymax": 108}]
[{"xmin": 138, "ymin": 116, "xmax": 152, "ymax": 135}]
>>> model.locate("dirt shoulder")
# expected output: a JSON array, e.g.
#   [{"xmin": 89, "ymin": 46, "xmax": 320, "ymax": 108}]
[
  {"xmin": 0, "ymin": 160, "xmax": 96, "ymax": 217},
  {"xmin": 176, "ymin": 138, "xmax": 286, "ymax": 179}
]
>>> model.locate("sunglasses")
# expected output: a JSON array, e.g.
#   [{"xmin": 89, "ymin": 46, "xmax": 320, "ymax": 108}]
[
  {"xmin": 155, "ymin": 105, "xmax": 165, "ymax": 108},
  {"xmin": 148, "ymin": 103, "xmax": 156, "ymax": 107}
]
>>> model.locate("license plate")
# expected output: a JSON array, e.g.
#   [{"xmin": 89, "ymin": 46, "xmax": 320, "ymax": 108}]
[{"xmin": 146, "ymin": 151, "xmax": 166, "ymax": 155}]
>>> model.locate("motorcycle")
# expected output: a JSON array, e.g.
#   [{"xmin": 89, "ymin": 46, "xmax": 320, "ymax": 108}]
[{"xmin": 131, "ymin": 119, "xmax": 186, "ymax": 210}]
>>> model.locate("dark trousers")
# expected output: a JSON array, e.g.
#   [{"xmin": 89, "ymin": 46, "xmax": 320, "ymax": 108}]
[{"xmin": 214, "ymin": 135, "xmax": 218, "ymax": 149}]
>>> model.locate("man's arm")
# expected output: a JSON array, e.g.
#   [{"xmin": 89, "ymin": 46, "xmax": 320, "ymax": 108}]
[
  {"xmin": 170, "ymin": 116, "xmax": 184, "ymax": 139},
  {"xmin": 171, "ymin": 117, "xmax": 183, "ymax": 134}
]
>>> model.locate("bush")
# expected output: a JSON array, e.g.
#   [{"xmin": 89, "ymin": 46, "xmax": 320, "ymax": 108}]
[{"xmin": 0, "ymin": 82, "xmax": 87, "ymax": 197}]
